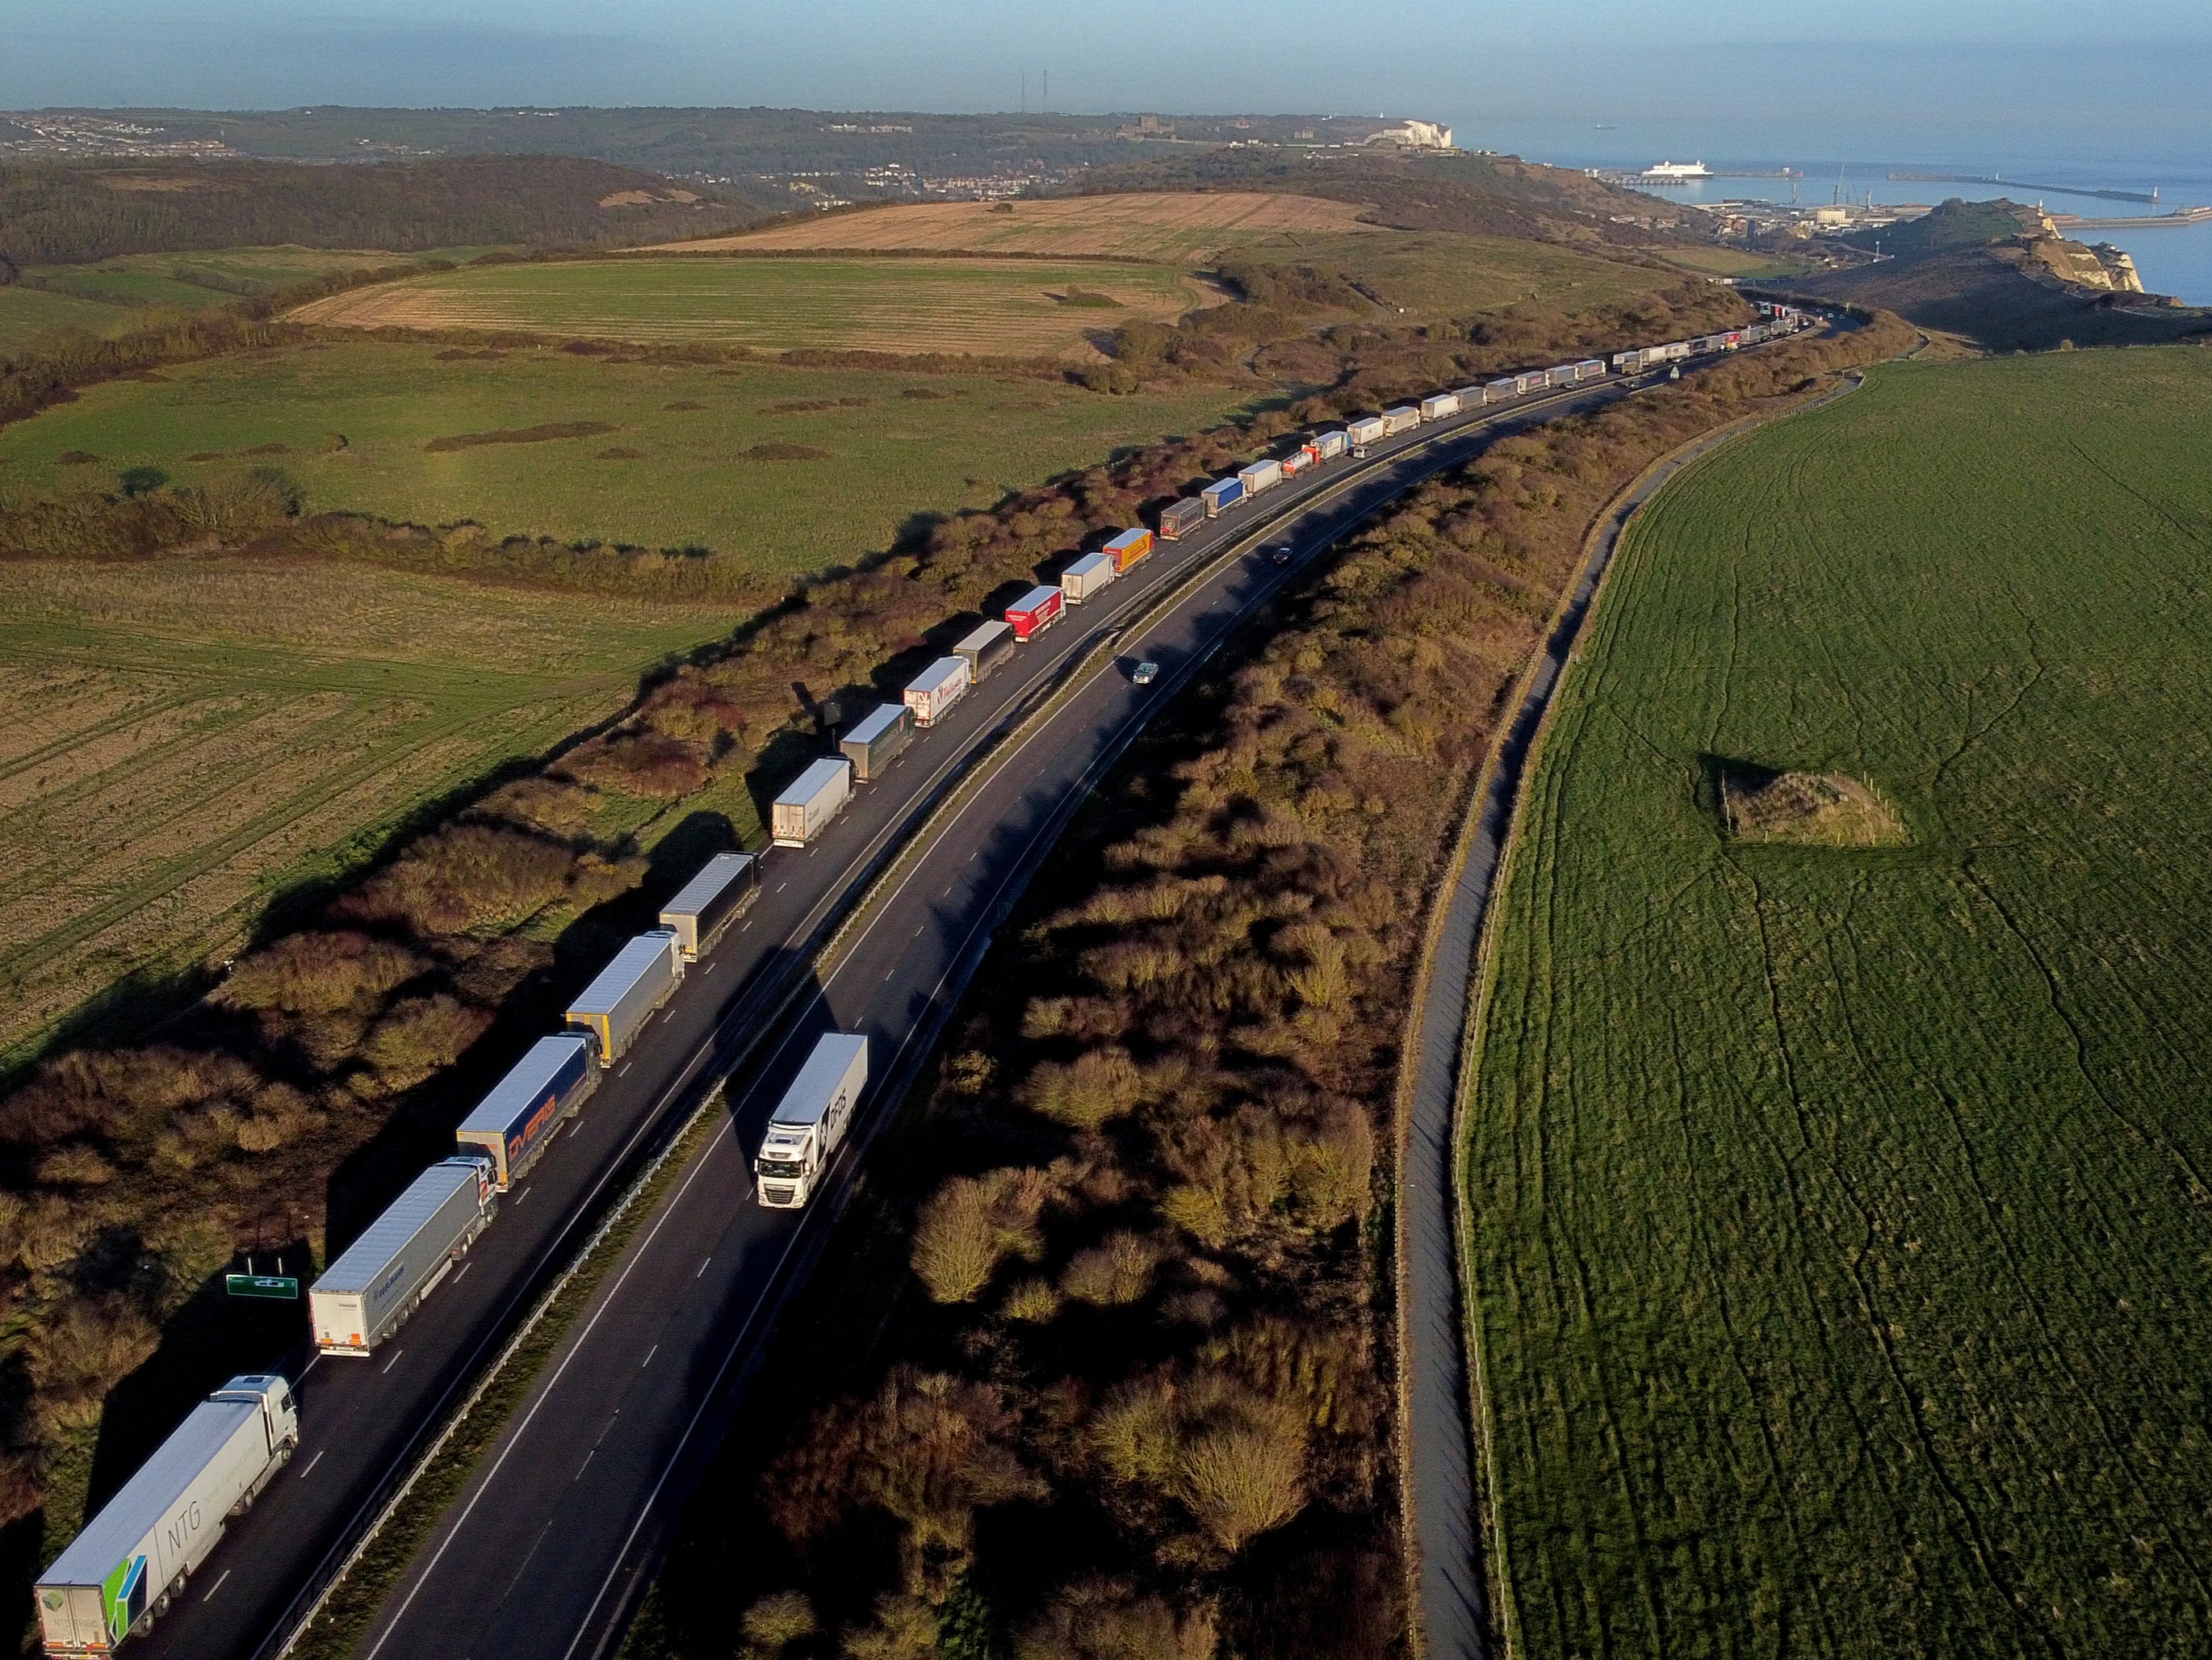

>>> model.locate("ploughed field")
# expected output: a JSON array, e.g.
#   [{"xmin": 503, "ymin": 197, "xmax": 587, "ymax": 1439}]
[
  {"xmin": 658, "ymin": 189, "xmax": 1384, "ymax": 261},
  {"xmin": 288, "ymin": 254, "xmax": 1215, "ymax": 357},
  {"xmin": 1464, "ymin": 347, "xmax": 2212, "ymax": 1658},
  {"xmin": 0, "ymin": 561, "xmax": 729, "ymax": 1065},
  {"xmin": 0, "ymin": 341, "xmax": 1249, "ymax": 577}
]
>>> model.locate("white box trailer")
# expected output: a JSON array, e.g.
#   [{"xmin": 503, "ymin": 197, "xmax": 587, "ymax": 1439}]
[
  {"xmin": 1487, "ymin": 376, "xmax": 1519, "ymax": 401},
  {"xmin": 772, "ymin": 757, "xmax": 853, "ymax": 847},
  {"xmin": 755, "ymin": 1032, "xmax": 868, "ymax": 1209},
  {"xmin": 1236, "ymin": 457, "xmax": 1284, "ymax": 496},
  {"xmin": 1312, "ymin": 429, "xmax": 1349, "ymax": 460},
  {"xmin": 1574, "ymin": 358, "xmax": 1607, "ymax": 382},
  {"xmin": 1419, "ymin": 392, "xmax": 1459, "ymax": 420},
  {"xmin": 660, "ymin": 851, "xmax": 760, "ymax": 960},
  {"xmin": 566, "ymin": 930, "xmax": 685, "ymax": 1064},
  {"xmin": 1380, "ymin": 406, "xmax": 1421, "ymax": 435},
  {"xmin": 1346, "ymin": 415, "xmax": 1386, "ymax": 446},
  {"xmin": 311, "ymin": 1157, "xmax": 495, "ymax": 1355},
  {"xmin": 1514, "ymin": 371, "xmax": 1547, "ymax": 394},
  {"xmin": 903, "ymin": 656, "xmax": 972, "ymax": 728},
  {"xmin": 1061, "ymin": 551, "xmax": 1116, "ymax": 604},
  {"xmin": 456, "ymin": 1033, "xmax": 595, "ymax": 1189},
  {"xmin": 36, "ymin": 1376, "xmax": 297, "ymax": 1656}
]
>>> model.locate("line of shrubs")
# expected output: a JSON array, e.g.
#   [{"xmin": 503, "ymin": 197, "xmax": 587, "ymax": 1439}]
[{"xmin": 624, "ymin": 312, "xmax": 1919, "ymax": 1660}]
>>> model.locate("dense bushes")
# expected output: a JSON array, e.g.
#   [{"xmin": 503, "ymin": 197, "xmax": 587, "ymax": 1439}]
[{"xmin": 631, "ymin": 314, "xmax": 1917, "ymax": 1660}]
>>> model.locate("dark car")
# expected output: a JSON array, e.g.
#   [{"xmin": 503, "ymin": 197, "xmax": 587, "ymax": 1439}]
[
  {"xmin": 1268, "ymin": 545, "xmax": 1294, "ymax": 565},
  {"xmin": 1131, "ymin": 660, "xmax": 1160, "ymax": 685}
]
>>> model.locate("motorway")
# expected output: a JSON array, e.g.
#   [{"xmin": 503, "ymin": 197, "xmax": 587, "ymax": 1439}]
[{"xmin": 124, "ymin": 368, "xmax": 1670, "ymax": 1660}]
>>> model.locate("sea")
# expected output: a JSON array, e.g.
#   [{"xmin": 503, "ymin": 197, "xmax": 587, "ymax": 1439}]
[{"xmin": 1446, "ymin": 116, "xmax": 2212, "ymax": 307}]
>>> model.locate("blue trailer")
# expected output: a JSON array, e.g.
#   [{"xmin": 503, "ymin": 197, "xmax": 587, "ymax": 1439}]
[{"xmin": 456, "ymin": 1033, "xmax": 597, "ymax": 1189}]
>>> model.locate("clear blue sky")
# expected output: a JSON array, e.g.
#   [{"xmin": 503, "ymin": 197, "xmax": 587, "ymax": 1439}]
[{"xmin": 7, "ymin": 1, "xmax": 2209, "ymax": 167}]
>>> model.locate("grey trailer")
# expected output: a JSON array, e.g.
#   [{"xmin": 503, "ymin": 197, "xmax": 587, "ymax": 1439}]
[
  {"xmin": 310, "ymin": 1157, "xmax": 495, "ymax": 1354},
  {"xmin": 772, "ymin": 757, "xmax": 854, "ymax": 847},
  {"xmin": 1158, "ymin": 497, "xmax": 1206, "ymax": 540},
  {"xmin": 954, "ymin": 619, "xmax": 1016, "ymax": 685},
  {"xmin": 660, "ymin": 851, "xmax": 760, "ymax": 959},
  {"xmin": 36, "ymin": 1376, "xmax": 298, "ymax": 1656},
  {"xmin": 841, "ymin": 702, "xmax": 914, "ymax": 782},
  {"xmin": 566, "ymin": 929, "xmax": 685, "ymax": 1064}
]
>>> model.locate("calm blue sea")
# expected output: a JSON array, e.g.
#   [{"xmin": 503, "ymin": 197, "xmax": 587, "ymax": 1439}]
[{"xmin": 1448, "ymin": 116, "xmax": 2212, "ymax": 306}]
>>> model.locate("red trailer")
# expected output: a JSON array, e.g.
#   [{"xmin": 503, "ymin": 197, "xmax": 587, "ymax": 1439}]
[{"xmin": 1005, "ymin": 584, "xmax": 1066, "ymax": 641}]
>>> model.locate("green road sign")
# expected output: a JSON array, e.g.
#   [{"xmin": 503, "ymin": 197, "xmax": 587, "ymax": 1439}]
[{"xmin": 225, "ymin": 1273, "xmax": 300, "ymax": 1300}]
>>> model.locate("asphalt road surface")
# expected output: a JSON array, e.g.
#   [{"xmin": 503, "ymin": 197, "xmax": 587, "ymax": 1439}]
[{"xmin": 119, "ymin": 367, "xmax": 1676, "ymax": 1660}]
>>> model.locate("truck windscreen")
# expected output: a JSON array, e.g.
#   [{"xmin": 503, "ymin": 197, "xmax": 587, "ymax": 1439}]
[{"xmin": 756, "ymin": 1159, "xmax": 805, "ymax": 1179}]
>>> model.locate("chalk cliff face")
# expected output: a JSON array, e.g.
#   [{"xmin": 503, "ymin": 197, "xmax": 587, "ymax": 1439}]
[{"xmin": 2021, "ymin": 232, "xmax": 2146, "ymax": 293}]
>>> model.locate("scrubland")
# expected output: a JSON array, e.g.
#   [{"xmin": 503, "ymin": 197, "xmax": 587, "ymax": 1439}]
[{"xmin": 1466, "ymin": 346, "xmax": 2212, "ymax": 1658}]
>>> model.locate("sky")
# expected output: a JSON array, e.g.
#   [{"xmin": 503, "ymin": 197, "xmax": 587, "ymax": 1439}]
[{"xmin": 6, "ymin": 1, "xmax": 2210, "ymax": 168}]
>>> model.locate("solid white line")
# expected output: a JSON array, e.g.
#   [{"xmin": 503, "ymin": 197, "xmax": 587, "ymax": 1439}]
[
  {"xmin": 202, "ymin": 1570, "xmax": 231, "ymax": 1603},
  {"xmin": 298, "ymin": 1449, "xmax": 325, "ymax": 1480}
]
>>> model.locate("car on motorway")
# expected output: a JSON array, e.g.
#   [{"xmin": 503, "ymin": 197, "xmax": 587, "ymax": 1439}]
[
  {"xmin": 1269, "ymin": 545, "xmax": 1294, "ymax": 565},
  {"xmin": 1351, "ymin": 444, "xmax": 1369, "ymax": 459},
  {"xmin": 1131, "ymin": 661, "xmax": 1159, "ymax": 685}
]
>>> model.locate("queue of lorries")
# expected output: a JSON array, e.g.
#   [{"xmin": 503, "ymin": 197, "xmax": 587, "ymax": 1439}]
[{"xmin": 33, "ymin": 301, "xmax": 1813, "ymax": 1658}]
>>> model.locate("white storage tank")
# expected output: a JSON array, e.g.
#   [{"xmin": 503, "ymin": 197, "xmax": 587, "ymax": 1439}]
[{"xmin": 772, "ymin": 757, "xmax": 853, "ymax": 847}]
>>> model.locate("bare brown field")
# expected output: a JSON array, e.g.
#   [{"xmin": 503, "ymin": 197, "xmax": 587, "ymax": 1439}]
[
  {"xmin": 651, "ymin": 191, "xmax": 1382, "ymax": 262},
  {"xmin": 0, "ymin": 560, "xmax": 736, "ymax": 1065}
]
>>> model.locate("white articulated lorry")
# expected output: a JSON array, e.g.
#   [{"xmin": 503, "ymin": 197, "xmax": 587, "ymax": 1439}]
[
  {"xmin": 753, "ymin": 1032, "xmax": 868, "ymax": 1209},
  {"xmin": 36, "ymin": 1375, "xmax": 298, "ymax": 1656},
  {"xmin": 310, "ymin": 1155, "xmax": 496, "ymax": 1355}
]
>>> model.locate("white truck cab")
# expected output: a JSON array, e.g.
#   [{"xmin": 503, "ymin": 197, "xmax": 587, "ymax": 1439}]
[{"xmin": 755, "ymin": 1033, "xmax": 868, "ymax": 1209}]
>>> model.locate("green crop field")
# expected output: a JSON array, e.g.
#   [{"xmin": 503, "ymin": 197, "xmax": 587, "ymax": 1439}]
[
  {"xmin": 0, "ymin": 557, "xmax": 739, "ymax": 1067},
  {"xmin": 291, "ymin": 254, "xmax": 1213, "ymax": 356},
  {"xmin": 0, "ymin": 340, "xmax": 1250, "ymax": 579},
  {"xmin": 1464, "ymin": 347, "xmax": 2212, "ymax": 1658}
]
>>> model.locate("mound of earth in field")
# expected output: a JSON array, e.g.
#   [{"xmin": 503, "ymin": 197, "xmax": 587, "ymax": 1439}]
[
  {"xmin": 1721, "ymin": 769, "xmax": 1907, "ymax": 847},
  {"xmin": 423, "ymin": 421, "xmax": 616, "ymax": 452}
]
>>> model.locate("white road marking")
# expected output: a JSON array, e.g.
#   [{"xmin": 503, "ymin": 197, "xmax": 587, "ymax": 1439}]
[
  {"xmin": 618, "ymin": 1062, "xmax": 631, "ymax": 1077},
  {"xmin": 382, "ymin": 1348, "xmax": 404, "ymax": 1374},
  {"xmin": 706, "ymin": 961, "xmax": 718, "ymax": 975},
  {"xmin": 298, "ymin": 1449, "xmax": 325, "ymax": 1479},
  {"xmin": 696, "ymin": 1256, "xmax": 712, "ymax": 1278},
  {"xmin": 741, "ymin": 919, "xmax": 753, "ymax": 932},
  {"xmin": 202, "ymin": 1570, "xmax": 231, "ymax": 1603},
  {"xmin": 574, "ymin": 1448, "xmax": 594, "ymax": 1481},
  {"xmin": 452, "ymin": 1260, "xmax": 471, "ymax": 1284},
  {"xmin": 641, "ymin": 1344, "xmax": 658, "ymax": 1369},
  {"xmin": 777, "ymin": 882, "xmax": 788, "ymax": 893},
  {"xmin": 514, "ymin": 1187, "xmax": 531, "ymax": 1207}
]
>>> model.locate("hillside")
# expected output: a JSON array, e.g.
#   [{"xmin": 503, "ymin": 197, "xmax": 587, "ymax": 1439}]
[
  {"xmin": 0, "ymin": 157, "xmax": 749, "ymax": 269},
  {"xmin": 1061, "ymin": 147, "xmax": 1699, "ymax": 247},
  {"xmin": 1840, "ymin": 195, "xmax": 2039, "ymax": 257},
  {"xmin": 1790, "ymin": 242, "xmax": 2207, "ymax": 350}
]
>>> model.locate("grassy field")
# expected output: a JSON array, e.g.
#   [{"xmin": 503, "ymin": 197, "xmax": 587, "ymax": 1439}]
[
  {"xmin": 290, "ymin": 255, "xmax": 1215, "ymax": 356},
  {"xmin": 664, "ymin": 190, "xmax": 1380, "ymax": 260},
  {"xmin": 0, "ymin": 341, "xmax": 1251, "ymax": 576},
  {"xmin": 1239, "ymin": 229, "xmax": 1673, "ymax": 320},
  {"xmin": 0, "ymin": 285, "xmax": 128, "ymax": 352},
  {"xmin": 1464, "ymin": 346, "xmax": 2212, "ymax": 1658},
  {"xmin": 1655, "ymin": 245, "xmax": 1817, "ymax": 279},
  {"xmin": 0, "ymin": 558, "xmax": 738, "ymax": 1066}
]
